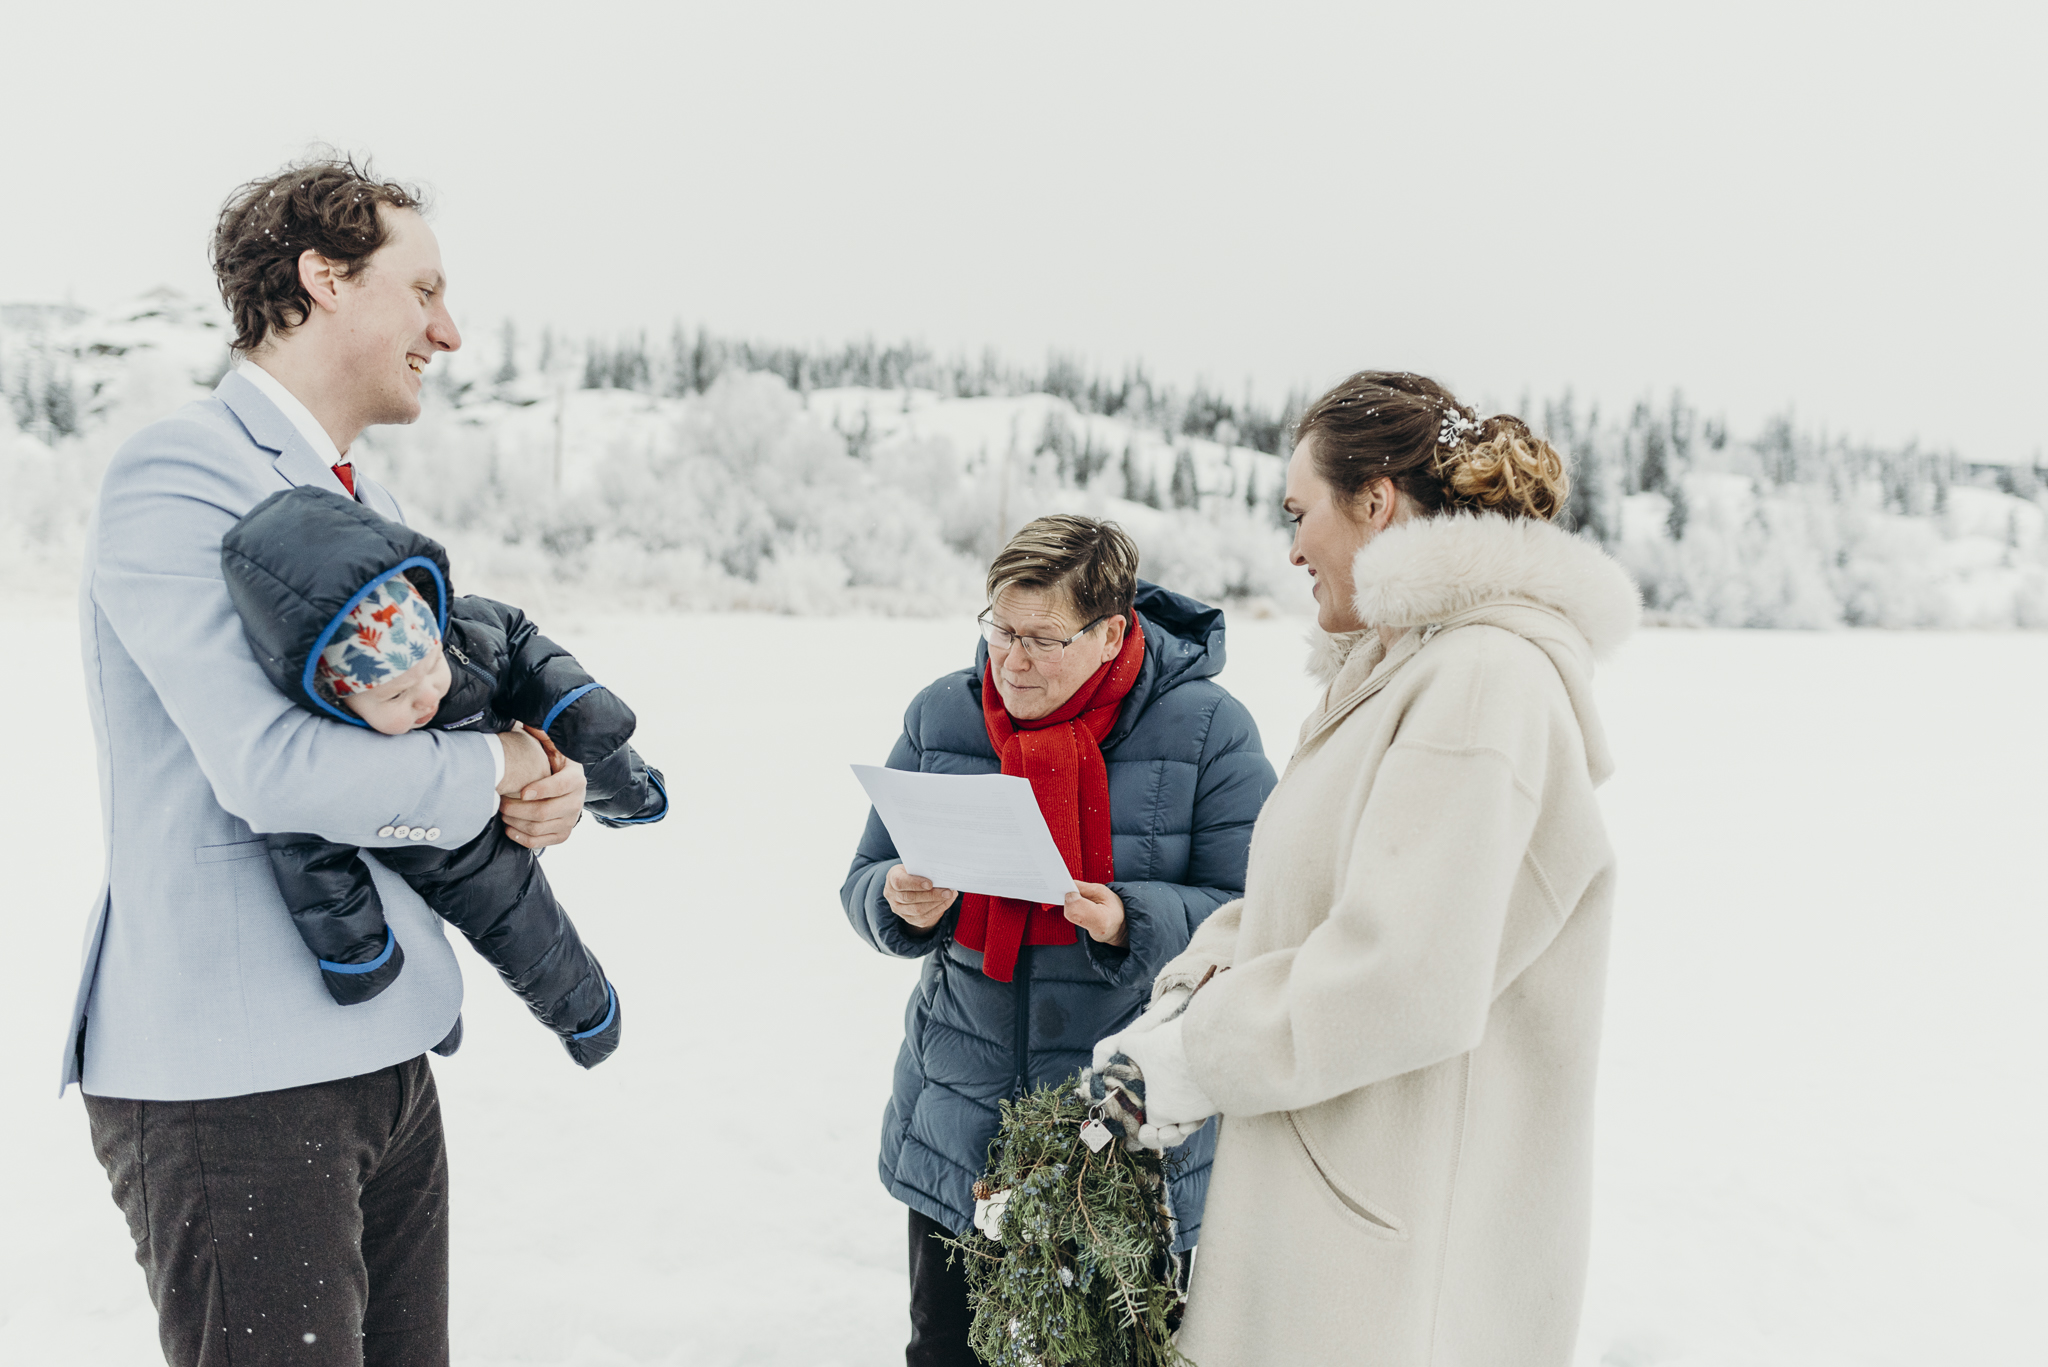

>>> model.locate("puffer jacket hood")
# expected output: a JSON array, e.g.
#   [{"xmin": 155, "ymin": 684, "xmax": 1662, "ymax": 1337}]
[{"xmin": 221, "ymin": 486, "xmax": 452, "ymax": 728}]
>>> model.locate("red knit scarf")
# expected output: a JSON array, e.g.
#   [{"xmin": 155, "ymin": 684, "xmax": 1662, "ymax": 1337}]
[{"xmin": 955, "ymin": 615, "xmax": 1145, "ymax": 982}]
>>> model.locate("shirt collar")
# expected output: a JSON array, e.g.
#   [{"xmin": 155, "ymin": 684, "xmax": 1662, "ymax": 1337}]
[{"xmin": 236, "ymin": 359, "xmax": 346, "ymax": 466}]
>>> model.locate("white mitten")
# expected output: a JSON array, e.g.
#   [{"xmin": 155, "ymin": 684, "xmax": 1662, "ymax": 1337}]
[
  {"xmin": 1089, "ymin": 1016, "xmax": 1217, "ymax": 1151},
  {"xmin": 1074, "ymin": 987, "xmax": 1192, "ymax": 1138},
  {"xmin": 1120, "ymin": 984, "xmax": 1193, "ymax": 1040}
]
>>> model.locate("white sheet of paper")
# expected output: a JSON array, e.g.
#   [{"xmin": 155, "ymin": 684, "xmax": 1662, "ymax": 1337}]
[{"xmin": 851, "ymin": 765, "xmax": 1078, "ymax": 905}]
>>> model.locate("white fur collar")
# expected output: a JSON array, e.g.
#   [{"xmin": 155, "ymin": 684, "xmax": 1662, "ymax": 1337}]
[
  {"xmin": 1353, "ymin": 513, "xmax": 1640, "ymax": 659},
  {"xmin": 1304, "ymin": 627, "xmax": 1369, "ymax": 686},
  {"xmin": 1305, "ymin": 514, "xmax": 1641, "ymax": 684},
  {"xmin": 1294, "ymin": 514, "xmax": 1637, "ymax": 783}
]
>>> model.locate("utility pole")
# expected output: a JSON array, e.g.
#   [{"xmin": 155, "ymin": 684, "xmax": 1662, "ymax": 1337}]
[{"xmin": 998, "ymin": 413, "xmax": 1020, "ymax": 545}]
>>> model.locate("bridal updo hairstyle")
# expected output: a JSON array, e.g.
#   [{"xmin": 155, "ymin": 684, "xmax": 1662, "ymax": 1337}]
[
  {"xmin": 213, "ymin": 155, "xmax": 427, "ymax": 354},
  {"xmin": 1294, "ymin": 371, "xmax": 1569, "ymax": 522}
]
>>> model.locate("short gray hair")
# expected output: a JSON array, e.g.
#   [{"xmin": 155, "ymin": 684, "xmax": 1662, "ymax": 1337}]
[{"xmin": 986, "ymin": 515, "xmax": 1139, "ymax": 626}]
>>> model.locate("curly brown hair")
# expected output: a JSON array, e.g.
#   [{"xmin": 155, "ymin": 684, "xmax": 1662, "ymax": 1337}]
[
  {"xmin": 1293, "ymin": 371, "xmax": 1569, "ymax": 522},
  {"xmin": 212, "ymin": 156, "xmax": 426, "ymax": 353}
]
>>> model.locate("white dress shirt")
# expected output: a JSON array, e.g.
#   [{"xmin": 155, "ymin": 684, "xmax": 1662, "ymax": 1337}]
[
  {"xmin": 235, "ymin": 360, "xmax": 505, "ymax": 789},
  {"xmin": 237, "ymin": 359, "xmax": 347, "ymax": 465}
]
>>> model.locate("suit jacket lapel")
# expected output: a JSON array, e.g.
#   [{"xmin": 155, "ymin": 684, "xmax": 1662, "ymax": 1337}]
[
  {"xmin": 215, "ymin": 369, "xmax": 351, "ymax": 499},
  {"xmin": 273, "ymin": 435, "xmax": 351, "ymax": 497},
  {"xmin": 354, "ymin": 475, "xmax": 404, "ymax": 522}
]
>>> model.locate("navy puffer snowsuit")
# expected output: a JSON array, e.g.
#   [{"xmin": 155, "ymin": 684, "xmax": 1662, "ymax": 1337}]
[
  {"xmin": 842, "ymin": 583, "xmax": 1276, "ymax": 1250},
  {"xmin": 220, "ymin": 487, "xmax": 664, "ymax": 1067}
]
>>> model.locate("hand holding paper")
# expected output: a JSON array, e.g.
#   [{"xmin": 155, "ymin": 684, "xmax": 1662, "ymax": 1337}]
[
  {"xmin": 884, "ymin": 863, "xmax": 956, "ymax": 930},
  {"xmin": 851, "ymin": 765, "xmax": 1078, "ymax": 906},
  {"xmin": 1062, "ymin": 880, "xmax": 1128, "ymax": 947}
]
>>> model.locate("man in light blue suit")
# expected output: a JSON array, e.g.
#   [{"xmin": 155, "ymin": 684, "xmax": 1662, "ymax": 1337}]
[{"xmin": 68, "ymin": 158, "xmax": 584, "ymax": 1367}]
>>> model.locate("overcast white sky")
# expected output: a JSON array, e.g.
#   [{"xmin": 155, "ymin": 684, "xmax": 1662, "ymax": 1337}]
[{"xmin": 4, "ymin": 1, "xmax": 2042, "ymax": 460}]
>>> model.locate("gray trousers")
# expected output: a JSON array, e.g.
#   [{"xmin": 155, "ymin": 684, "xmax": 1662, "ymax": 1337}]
[{"xmin": 85, "ymin": 1054, "xmax": 449, "ymax": 1367}]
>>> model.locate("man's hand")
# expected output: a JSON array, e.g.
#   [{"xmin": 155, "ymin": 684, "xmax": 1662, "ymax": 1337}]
[
  {"xmin": 1064, "ymin": 880, "xmax": 1128, "ymax": 947},
  {"xmin": 884, "ymin": 863, "xmax": 957, "ymax": 932},
  {"xmin": 499, "ymin": 723, "xmax": 587, "ymax": 849},
  {"xmin": 495, "ymin": 726, "xmax": 551, "ymax": 797}
]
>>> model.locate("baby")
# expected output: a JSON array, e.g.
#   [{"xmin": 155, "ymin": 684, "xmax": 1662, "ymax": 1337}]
[{"xmin": 220, "ymin": 486, "xmax": 667, "ymax": 1067}]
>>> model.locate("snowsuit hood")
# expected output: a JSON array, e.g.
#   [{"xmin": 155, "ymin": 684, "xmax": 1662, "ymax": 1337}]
[{"xmin": 221, "ymin": 486, "xmax": 452, "ymax": 728}]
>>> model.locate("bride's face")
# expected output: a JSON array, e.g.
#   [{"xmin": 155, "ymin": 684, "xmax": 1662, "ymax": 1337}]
[{"xmin": 1283, "ymin": 438, "xmax": 1404, "ymax": 634}]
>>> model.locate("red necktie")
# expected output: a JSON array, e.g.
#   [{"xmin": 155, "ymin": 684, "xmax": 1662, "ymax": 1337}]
[{"xmin": 332, "ymin": 463, "xmax": 356, "ymax": 497}]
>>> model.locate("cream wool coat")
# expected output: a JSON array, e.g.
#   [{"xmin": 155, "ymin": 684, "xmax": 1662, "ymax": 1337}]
[{"xmin": 1158, "ymin": 512, "xmax": 1639, "ymax": 1366}]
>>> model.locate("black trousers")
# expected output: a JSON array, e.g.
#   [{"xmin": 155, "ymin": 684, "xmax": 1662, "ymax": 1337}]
[
  {"xmin": 85, "ymin": 1054, "xmax": 449, "ymax": 1367},
  {"xmin": 907, "ymin": 1207, "xmax": 981, "ymax": 1366}
]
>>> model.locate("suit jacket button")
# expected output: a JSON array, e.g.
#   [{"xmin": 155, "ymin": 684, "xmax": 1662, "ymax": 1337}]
[
  {"xmin": 408, "ymin": 827, "xmax": 428, "ymax": 840},
  {"xmin": 378, "ymin": 826, "xmax": 397, "ymax": 839},
  {"xmin": 425, "ymin": 828, "xmax": 441, "ymax": 840},
  {"xmin": 392, "ymin": 825, "xmax": 412, "ymax": 838}
]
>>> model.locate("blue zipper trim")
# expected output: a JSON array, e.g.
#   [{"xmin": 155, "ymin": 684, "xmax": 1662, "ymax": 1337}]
[
  {"xmin": 606, "ymin": 769, "xmax": 668, "ymax": 825},
  {"xmin": 299, "ymin": 557, "xmax": 450, "ymax": 727},
  {"xmin": 541, "ymin": 682, "xmax": 605, "ymax": 734},
  {"xmin": 569, "ymin": 983, "xmax": 618, "ymax": 1040},
  {"xmin": 450, "ymin": 648, "xmax": 496, "ymax": 691},
  {"xmin": 320, "ymin": 927, "xmax": 398, "ymax": 975}
]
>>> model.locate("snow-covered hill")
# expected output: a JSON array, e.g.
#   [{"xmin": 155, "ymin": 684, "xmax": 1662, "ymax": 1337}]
[
  {"xmin": 0, "ymin": 293, "xmax": 1304, "ymax": 617},
  {"xmin": 8, "ymin": 292, "xmax": 2048, "ymax": 627},
  {"xmin": 361, "ymin": 372, "xmax": 1304, "ymax": 621},
  {"xmin": 2, "ymin": 291, "xmax": 230, "ymax": 598}
]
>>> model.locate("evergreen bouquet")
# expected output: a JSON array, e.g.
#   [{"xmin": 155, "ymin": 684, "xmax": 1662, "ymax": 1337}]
[{"xmin": 941, "ymin": 1082, "xmax": 1193, "ymax": 1367}]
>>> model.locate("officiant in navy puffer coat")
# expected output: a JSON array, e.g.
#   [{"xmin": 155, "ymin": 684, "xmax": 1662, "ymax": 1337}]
[{"xmin": 842, "ymin": 518, "xmax": 1276, "ymax": 1329}]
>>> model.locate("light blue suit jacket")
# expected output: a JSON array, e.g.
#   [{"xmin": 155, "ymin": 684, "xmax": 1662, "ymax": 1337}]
[{"xmin": 62, "ymin": 370, "xmax": 500, "ymax": 1101}]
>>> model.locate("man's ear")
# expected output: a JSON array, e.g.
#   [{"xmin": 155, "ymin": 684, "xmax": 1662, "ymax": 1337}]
[
  {"xmin": 1101, "ymin": 612, "xmax": 1128, "ymax": 655},
  {"xmin": 297, "ymin": 249, "xmax": 345, "ymax": 316}
]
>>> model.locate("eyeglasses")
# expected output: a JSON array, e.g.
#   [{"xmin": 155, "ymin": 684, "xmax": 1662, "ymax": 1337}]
[{"xmin": 979, "ymin": 610, "xmax": 1108, "ymax": 665}]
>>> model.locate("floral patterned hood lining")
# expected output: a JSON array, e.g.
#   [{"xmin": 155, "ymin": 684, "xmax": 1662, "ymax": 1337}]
[{"xmin": 312, "ymin": 576, "xmax": 442, "ymax": 702}]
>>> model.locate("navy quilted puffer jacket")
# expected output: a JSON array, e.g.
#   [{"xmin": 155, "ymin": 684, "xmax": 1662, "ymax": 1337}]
[{"xmin": 841, "ymin": 583, "xmax": 1276, "ymax": 1251}]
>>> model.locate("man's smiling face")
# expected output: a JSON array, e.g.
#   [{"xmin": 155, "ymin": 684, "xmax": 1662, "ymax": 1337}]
[{"xmin": 333, "ymin": 205, "xmax": 460, "ymax": 430}]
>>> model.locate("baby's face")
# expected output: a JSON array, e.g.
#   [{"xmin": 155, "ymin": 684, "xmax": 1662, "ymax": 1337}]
[{"xmin": 343, "ymin": 643, "xmax": 453, "ymax": 735}]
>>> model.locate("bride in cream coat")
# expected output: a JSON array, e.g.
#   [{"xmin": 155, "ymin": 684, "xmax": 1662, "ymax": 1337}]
[{"xmin": 1085, "ymin": 371, "xmax": 1641, "ymax": 1365}]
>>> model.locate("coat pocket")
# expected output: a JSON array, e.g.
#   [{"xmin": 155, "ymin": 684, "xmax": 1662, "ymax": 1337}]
[
  {"xmin": 1283, "ymin": 1110, "xmax": 1409, "ymax": 1241},
  {"xmin": 195, "ymin": 838, "xmax": 268, "ymax": 864}
]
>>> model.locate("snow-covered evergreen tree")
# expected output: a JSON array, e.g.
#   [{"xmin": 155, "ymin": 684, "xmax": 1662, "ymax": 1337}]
[{"xmin": 493, "ymin": 320, "xmax": 518, "ymax": 387}]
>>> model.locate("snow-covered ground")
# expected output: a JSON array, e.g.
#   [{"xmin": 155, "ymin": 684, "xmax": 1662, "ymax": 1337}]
[{"xmin": 3, "ymin": 615, "xmax": 2042, "ymax": 1365}]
